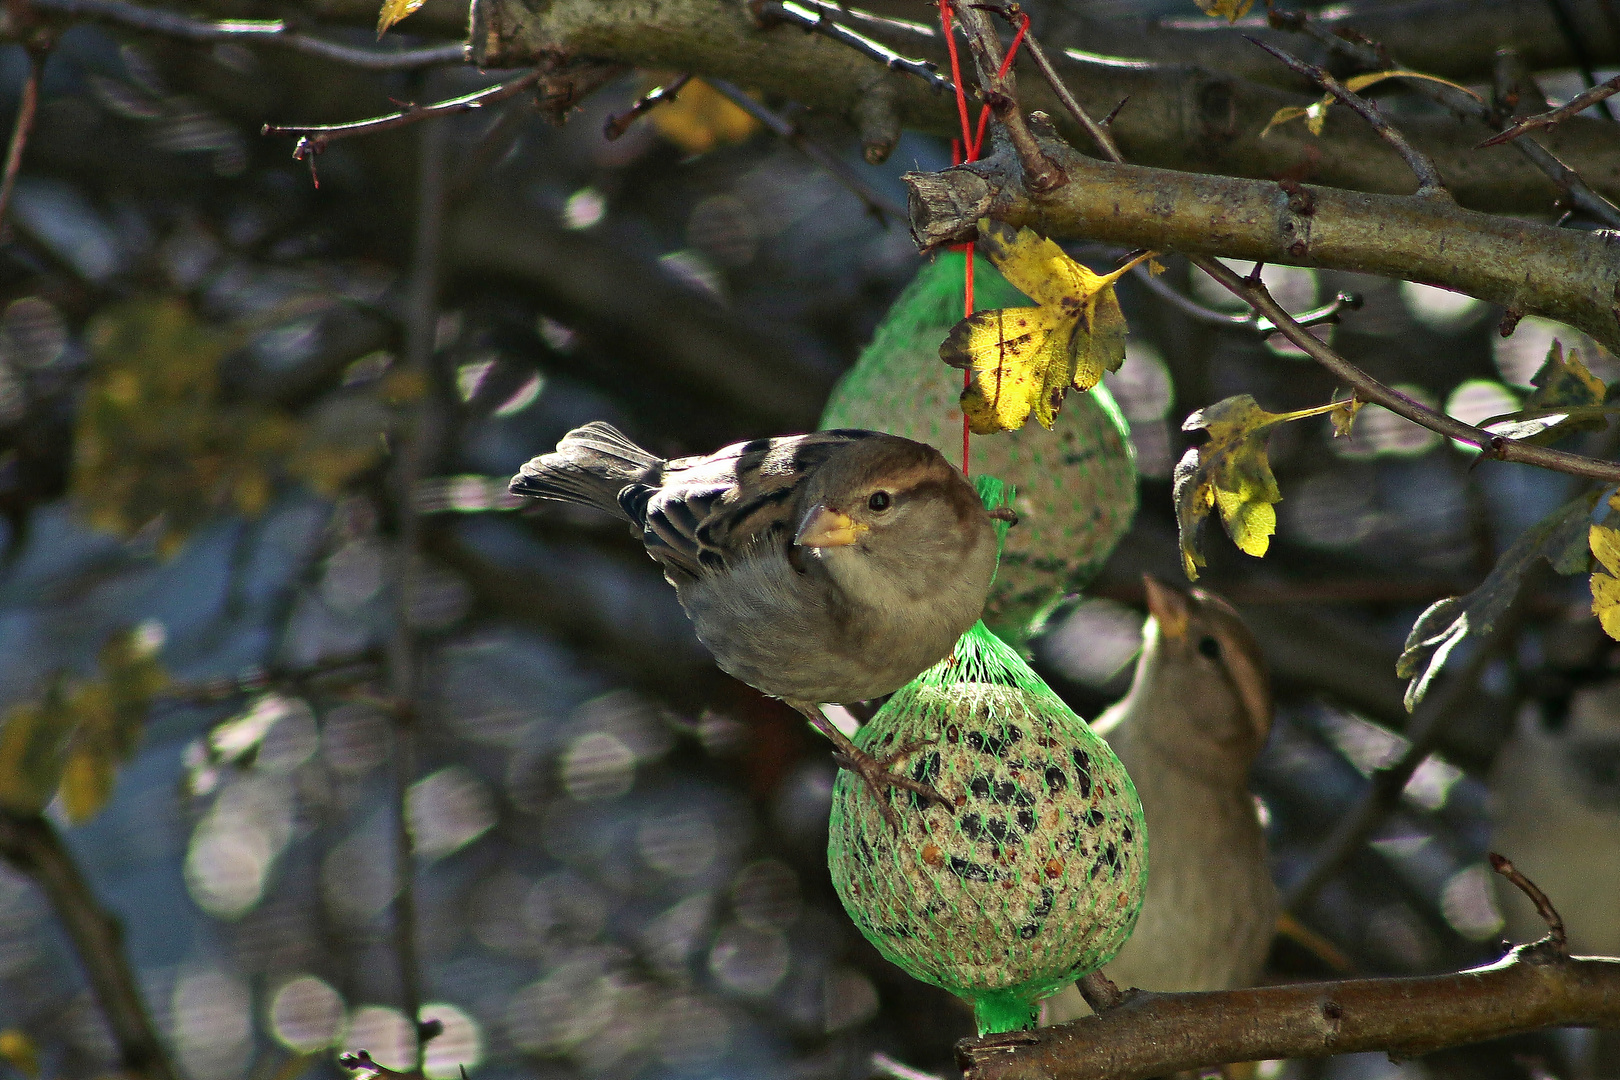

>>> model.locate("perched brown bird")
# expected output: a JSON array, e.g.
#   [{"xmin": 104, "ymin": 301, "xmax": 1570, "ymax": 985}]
[
  {"xmin": 510, "ymin": 422, "xmax": 1003, "ymax": 822},
  {"xmin": 1043, "ymin": 576, "xmax": 1276, "ymax": 1022}
]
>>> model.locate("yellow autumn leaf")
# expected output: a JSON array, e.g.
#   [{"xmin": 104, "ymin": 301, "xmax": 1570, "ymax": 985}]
[
  {"xmin": 1262, "ymin": 70, "xmax": 1481, "ymax": 138},
  {"xmin": 1173, "ymin": 394, "xmax": 1349, "ymax": 579},
  {"xmin": 1591, "ymin": 523, "xmax": 1620, "ymax": 640},
  {"xmin": 647, "ymin": 77, "xmax": 760, "ymax": 155},
  {"xmin": 939, "ymin": 220, "xmax": 1154, "ymax": 434},
  {"xmin": 1194, "ymin": 0, "xmax": 1254, "ymax": 22},
  {"xmin": 0, "ymin": 1030, "xmax": 39, "ymax": 1079},
  {"xmin": 376, "ymin": 0, "xmax": 424, "ymax": 36}
]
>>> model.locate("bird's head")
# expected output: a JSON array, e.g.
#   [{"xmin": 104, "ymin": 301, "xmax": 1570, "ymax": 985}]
[
  {"xmin": 791, "ymin": 434, "xmax": 996, "ymax": 602},
  {"xmin": 1135, "ymin": 574, "xmax": 1273, "ymax": 770}
]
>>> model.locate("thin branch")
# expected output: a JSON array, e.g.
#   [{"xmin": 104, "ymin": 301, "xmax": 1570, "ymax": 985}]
[
  {"xmin": 156, "ymin": 651, "xmax": 384, "ymax": 706},
  {"xmin": 0, "ymin": 40, "xmax": 47, "ymax": 242},
  {"xmin": 1282, "ymin": 614, "xmax": 1511, "ymax": 913},
  {"xmin": 1200, "ymin": 256, "xmax": 1620, "ymax": 483},
  {"xmin": 262, "ymin": 70, "xmax": 541, "ymax": 158},
  {"xmin": 0, "ymin": 812, "xmax": 178, "ymax": 1080},
  {"xmin": 958, "ymin": 947, "xmax": 1620, "ymax": 1080},
  {"xmin": 1001, "ymin": 17, "xmax": 1119, "ymax": 161},
  {"xmin": 603, "ymin": 73, "xmax": 691, "ymax": 140},
  {"xmin": 1132, "ymin": 263, "xmax": 1361, "ymax": 333},
  {"xmin": 946, "ymin": 0, "xmax": 1063, "ymax": 191},
  {"xmin": 1270, "ymin": 11, "xmax": 1620, "ymax": 227},
  {"xmin": 1480, "ymin": 72, "xmax": 1620, "ymax": 146},
  {"xmin": 1491, "ymin": 853, "xmax": 1568, "ymax": 953},
  {"xmin": 26, "ymin": 0, "xmax": 466, "ymax": 68},
  {"xmin": 752, "ymin": 0, "xmax": 953, "ymax": 94},
  {"xmin": 1247, "ymin": 37, "xmax": 1448, "ymax": 196},
  {"xmin": 707, "ymin": 78, "xmax": 904, "ymax": 222}
]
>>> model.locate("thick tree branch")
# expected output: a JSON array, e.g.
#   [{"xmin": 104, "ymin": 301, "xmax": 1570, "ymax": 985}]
[
  {"xmin": 0, "ymin": 812, "xmax": 177, "ymax": 1080},
  {"xmin": 464, "ymin": 0, "xmax": 1620, "ymax": 214},
  {"xmin": 903, "ymin": 139, "xmax": 1620, "ymax": 355},
  {"xmin": 1045, "ymin": 0, "xmax": 1620, "ymax": 89},
  {"xmin": 960, "ymin": 947, "xmax": 1620, "ymax": 1080}
]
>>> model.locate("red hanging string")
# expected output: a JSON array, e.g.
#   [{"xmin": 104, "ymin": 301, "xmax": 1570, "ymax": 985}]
[{"xmin": 938, "ymin": 0, "xmax": 1030, "ymax": 474}]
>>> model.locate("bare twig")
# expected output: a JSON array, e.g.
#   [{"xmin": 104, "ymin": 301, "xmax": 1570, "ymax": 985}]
[
  {"xmin": 1490, "ymin": 854, "xmax": 1568, "ymax": 954},
  {"xmin": 1270, "ymin": 12, "xmax": 1620, "ymax": 227},
  {"xmin": 1248, "ymin": 37, "xmax": 1448, "ymax": 196},
  {"xmin": 604, "ymin": 73, "xmax": 692, "ymax": 140},
  {"xmin": 1282, "ymin": 615, "xmax": 1510, "ymax": 913},
  {"xmin": 1200, "ymin": 257, "xmax": 1620, "ymax": 483},
  {"xmin": 1133, "ymin": 264, "xmax": 1361, "ymax": 333},
  {"xmin": 1006, "ymin": 24, "xmax": 1119, "ymax": 161},
  {"xmin": 0, "ymin": 40, "xmax": 47, "ymax": 242},
  {"xmin": 26, "ymin": 0, "xmax": 466, "ymax": 68},
  {"xmin": 947, "ymin": 0, "xmax": 1063, "ymax": 191},
  {"xmin": 1480, "ymin": 72, "xmax": 1620, "ymax": 146},
  {"xmin": 262, "ymin": 70, "xmax": 541, "ymax": 158},
  {"xmin": 0, "ymin": 812, "xmax": 178, "ymax": 1080},
  {"xmin": 753, "ymin": 0, "xmax": 953, "ymax": 94},
  {"xmin": 959, "ymin": 947, "xmax": 1620, "ymax": 1080},
  {"xmin": 707, "ymin": 78, "xmax": 904, "ymax": 222}
]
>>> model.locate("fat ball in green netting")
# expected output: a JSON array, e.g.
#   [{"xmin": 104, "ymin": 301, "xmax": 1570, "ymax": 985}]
[
  {"xmin": 821, "ymin": 251, "xmax": 1138, "ymax": 644},
  {"xmin": 828, "ymin": 477, "xmax": 1147, "ymax": 1035}
]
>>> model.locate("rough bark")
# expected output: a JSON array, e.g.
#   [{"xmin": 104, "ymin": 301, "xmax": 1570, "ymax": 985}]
[
  {"xmin": 959, "ymin": 947, "xmax": 1620, "ymax": 1080},
  {"xmin": 905, "ymin": 138, "xmax": 1620, "ymax": 354},
  {"xmin": 461, "ymin": 0, "xmax": 1620, "ymax": 215}
]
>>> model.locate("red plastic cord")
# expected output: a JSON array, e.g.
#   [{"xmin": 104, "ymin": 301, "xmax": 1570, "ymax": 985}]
[{"xmin": 938, "ymin": 1, "xmax": 1030, "ymax": 474}]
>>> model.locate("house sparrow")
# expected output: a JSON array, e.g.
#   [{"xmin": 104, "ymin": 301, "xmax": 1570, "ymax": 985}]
[
  {"xmin": 510, "ymin": 422, "xmax": 1004, "ymax": 823},
  {"xmin": 1043, "ymin": 576, "xmax": 1276, "ymax": 1023}
]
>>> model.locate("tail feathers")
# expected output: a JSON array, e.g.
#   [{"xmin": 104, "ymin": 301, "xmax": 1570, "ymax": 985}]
[{"xmin": 510, "ymin": 421, "xmax": 663, "ymax": 520}]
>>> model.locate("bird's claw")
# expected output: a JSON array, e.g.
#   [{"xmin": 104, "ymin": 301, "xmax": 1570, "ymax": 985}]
[{"xmin": 832, "ymin": 739, "xmax": 952, "ymax": 831}]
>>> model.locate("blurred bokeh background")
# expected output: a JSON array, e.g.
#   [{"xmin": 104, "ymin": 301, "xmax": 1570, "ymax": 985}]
[{"xmin": 0, "ymin": 3, "xmax": 1618, "ymax": 1080}]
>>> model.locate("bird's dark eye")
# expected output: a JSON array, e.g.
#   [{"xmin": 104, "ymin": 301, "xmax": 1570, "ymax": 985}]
[
  {"xmin": 1198, "ymin": 635, "xmax": 1221, "ymax": 660},
  {"xmin": 868, "ymin": 491, "xmax": 892, "ymax": 512}
]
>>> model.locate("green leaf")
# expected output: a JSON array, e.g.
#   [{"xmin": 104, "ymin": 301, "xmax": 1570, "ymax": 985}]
[{"xmin": 1397, "ymin": 492, "xmax": 1596, "ymax": 710}]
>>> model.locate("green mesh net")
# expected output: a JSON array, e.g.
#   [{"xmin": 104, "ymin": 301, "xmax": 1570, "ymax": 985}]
[
  {"xmin": 828, "ymin": 477, "xmax": 1148, "ymax": 1036},
  {"xmin": 821, "ymin": 251, "xmax": 1139, "ymax": 644}
]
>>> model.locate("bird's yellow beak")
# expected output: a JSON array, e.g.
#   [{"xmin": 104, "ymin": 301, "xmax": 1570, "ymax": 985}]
[{"xmin": 795, "ymin": 505, "xmax": 868, "ymax": 547}]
